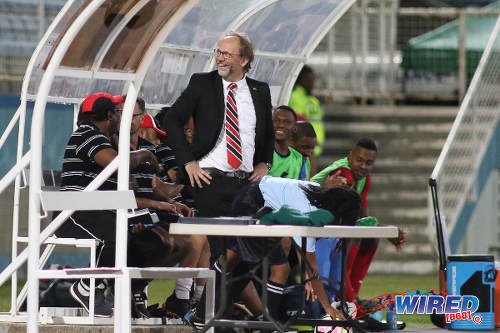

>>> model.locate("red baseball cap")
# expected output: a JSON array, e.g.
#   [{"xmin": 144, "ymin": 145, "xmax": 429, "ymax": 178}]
[
  {"xmin": 140, "ymin": 113, "xmax": 166, "ymax": 137},
  {"xmin": 80, "ymin": 92, "xmax": 124, "ymax": 120}
]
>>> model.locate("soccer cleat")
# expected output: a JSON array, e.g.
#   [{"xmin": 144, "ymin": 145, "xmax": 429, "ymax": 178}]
[
  {"xmin": 184, "ymin": 308, "xmax": 206, "ymax": 331},
  {"xmin": 69, "ymin": 280, "xmax": 113, "ymax": 317},
  {"xmin": 165, "ymin": 292, "xmax": 191, "ymax": 317},
  {"xmin": 132, "ymin": 291, "xmax": 151, "ymax": 318}
]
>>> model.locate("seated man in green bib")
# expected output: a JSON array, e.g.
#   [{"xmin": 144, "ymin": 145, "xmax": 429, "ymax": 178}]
[{"xmin": 268, "ymin": 105, "xmax": 307, "ymax": 180}]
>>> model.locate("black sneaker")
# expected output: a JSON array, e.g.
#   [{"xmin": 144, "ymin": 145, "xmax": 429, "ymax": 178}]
[
  {"xmin": 357, "ymin": 315, "xmax": 389, "ymax": 332},
  {"xmin": 184, "ymin": 308, "xmax": 205, "ymax": 331},
  {"xmin": 165, "ymin": 292, "xmax": 190, "ymax": 317},
  {"xmin": 69, "ymin": 280, "xmax": 113, "ymax": 317},
  {"xmin": 132, "ymin": 291, "xmax": 151, "ymax": 318}
]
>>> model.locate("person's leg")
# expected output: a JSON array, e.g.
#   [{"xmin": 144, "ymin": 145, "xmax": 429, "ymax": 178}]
[
  {"xmin": 237, "ymin": 281, "xmax": 262, "ymax": 317},
  {"xmin": 166, "ymin": 234, "xmax": 208, "ymax": 316},
  {"xmin": 193, "ymin": 237, "xmax": 211, "ymax": 304},
  {"xmin": 126, "ymin": 228, "xmax": 192, "ymax": 318},
  {"xmin": 59, "ymin": 211, "xmax": 116, "ymax": 317},
  {"xmin": 308, "ymin": 237, "xmax": 336, "ymax": 318},
  {"xmin": 350, "ymin": 238, "xmax": 378, "ymax": 298},
  {"xmin": 195, "ymin": 247, "xmax": 242, "ymax": 319},
  {"xmin": 238, "ymin": 236, "xmax": 289, "ymax": 323},
  {"xmin": 267, "ymin": 262, "xmax": 290, "ymax": 322},
  {"xmin": 345, "ymin": 239, "xmax": 360, "ymax": 302}
]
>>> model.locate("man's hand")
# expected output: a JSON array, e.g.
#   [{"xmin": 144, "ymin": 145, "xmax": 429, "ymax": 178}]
[
  {"xmin": 304, "ymin": 281, "xmax": 317, "ymax": 302},
  {"xmin": 185, "ymin": 161, "xmax": 212, "ymax": 188},
  {"xmin": 248, "ymin": 162, "xmax": 269, "ymax": 182},
  {"xmin": 155, "ymin": 201, "xmax": 179, "ymax": 214},
  {"xmin": 388, "ymin": 227, "xmax": 406, "ymax": 250},
  {"xmin": 130, "ymin": 149, "xmax": 160, "ymax": 172},
  {"xmin": 173, "ymin": 202, "xmax": 194, "ymax": 217},
  {"xmin": 324, "ymin": 305, "xmax": 345, "ymax": 320},
  {"xmin": 152, "ymin": 175, "xmax": 184, "ymax": 199},
  {"xmin": 323, "ymin": 170, "xmax": 347, "ymax": 187}
]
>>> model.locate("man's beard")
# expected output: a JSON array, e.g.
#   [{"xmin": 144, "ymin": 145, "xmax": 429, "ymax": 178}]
[{"xmin": 217, "ymin": 65, "xmax": 230, "ymax": 78}]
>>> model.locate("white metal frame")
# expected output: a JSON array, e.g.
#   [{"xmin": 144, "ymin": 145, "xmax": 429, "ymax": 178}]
[{"xmin": 0, "ymin": 1, "xmax": 211, "ymax": 332}]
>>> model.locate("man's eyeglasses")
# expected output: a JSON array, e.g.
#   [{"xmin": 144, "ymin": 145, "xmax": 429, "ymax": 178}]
[
  {"xmin": 214, "ymin": 49, "xmax": 240, "ymax": 59},
  {"xmin": 116, "ymin": 109, "xmax": 143, "ymax": 117}
]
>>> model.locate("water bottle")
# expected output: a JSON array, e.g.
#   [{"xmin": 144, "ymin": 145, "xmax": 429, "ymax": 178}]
[
  {"xmin": 371, "ymin": 310, "xmax": 382, "ymax": 321},
  {"xmin": 386, "ymin": 311, "xmax": 397, "ymax": 330}
]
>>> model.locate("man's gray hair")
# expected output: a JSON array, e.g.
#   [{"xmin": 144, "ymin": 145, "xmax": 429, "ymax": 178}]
[{"xmin": 224, "ymin": 31, "xmax": 254, "ymax": 73}]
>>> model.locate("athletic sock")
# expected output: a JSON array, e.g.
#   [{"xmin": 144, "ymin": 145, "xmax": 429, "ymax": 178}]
[
  {"xmin": 175, "ymin": 278, "xmax": 193, "ymax": 300},
  {"xmin": 193, "ymin": 284, "xmax": 205, "ymax": 303},
  {"xmin": 266, "ymin": 281, "xmax": 287, "ymax": 322},
  {"xmin": 350, "ymin": 244, "xmax": 378, "ymax": 296},
  {"xmin": 196, "ymin": 260, "xmax": 228, "ymax": 318}
]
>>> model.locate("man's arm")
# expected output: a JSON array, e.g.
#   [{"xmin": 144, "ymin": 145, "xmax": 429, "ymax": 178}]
[
  {"xmin": 164, "ymin": 74, "xmax": 200, "ymax": 166},
  {"xmin": 311, "ymin": 163, "xmax": 337, "ymax": 184},
  {"xmin": 249, "ymin": 84, "xmax": 274, "ymax": 182},
  {"xmin": 135, "ymin": 197, "xmax": 178, "ymax": 213},
  {"xmin": 165, "ymin": 74, "xmax": 213, "ymax": 187},
  {"xmin": 304, "ymin": 252, "xmax": 345, "ymax": 319},
  {"xmin": 151, "ymin": 175, "xmax": 184, "ymax": 200},
  {"xmin": 150, "ymin": 175, "xmax": 195, "ymax": 217},
  {"xmin": 93, "ymin": 147, "xmax": 159, "ymax": 171}
]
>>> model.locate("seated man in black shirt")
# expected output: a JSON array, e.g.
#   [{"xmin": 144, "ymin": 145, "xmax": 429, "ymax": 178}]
[
  {"xmin": 125, "ymin": 98, "xmax": 208, "ymax": 317},
  {"xmin": 56, "ymin": 93, "xmax": 191, "ymax": 317}
]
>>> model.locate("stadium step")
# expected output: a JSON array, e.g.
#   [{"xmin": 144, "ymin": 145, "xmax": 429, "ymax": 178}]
[{"xmin": 318, "ymin": 104, "xmax": 457, "ymax": 275}]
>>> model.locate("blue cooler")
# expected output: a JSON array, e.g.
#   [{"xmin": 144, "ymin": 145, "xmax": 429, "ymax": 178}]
[{"xmin": 447, "ymin": 255, "xmax": 496, "ymax": 330}]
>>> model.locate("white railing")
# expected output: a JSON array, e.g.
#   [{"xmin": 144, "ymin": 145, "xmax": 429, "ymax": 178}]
[{"xmin": 429, "ymin": 14, "xmax": 500, "ymax": 249}]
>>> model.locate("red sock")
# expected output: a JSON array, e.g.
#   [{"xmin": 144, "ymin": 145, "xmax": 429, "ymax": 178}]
[
  {"xmin": 350, "ymin": 243, "xmax": 378, "ymax": 296},
  {"xmin": 345, "ymin": 245, "xmax": 359, "ymax": 302}
]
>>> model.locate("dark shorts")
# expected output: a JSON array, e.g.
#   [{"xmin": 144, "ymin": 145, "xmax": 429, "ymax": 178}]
[{"xmin": 230, "ymin": 181, "xmax": 288, "ymax": 265}]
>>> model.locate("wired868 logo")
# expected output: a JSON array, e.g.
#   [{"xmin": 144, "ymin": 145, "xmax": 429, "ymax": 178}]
[
  {"xmin": 361, "ymin": 290, "xmax": 481, "ymax": 325},
  {"xmin": 396, "ymin": 294, "xmax": 481, "ymax": 324}
]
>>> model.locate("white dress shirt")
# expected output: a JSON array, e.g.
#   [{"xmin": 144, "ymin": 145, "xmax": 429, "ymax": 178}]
[{"xmin": 199, "ymin": 75, "xmax": 256, "ymax": 172}]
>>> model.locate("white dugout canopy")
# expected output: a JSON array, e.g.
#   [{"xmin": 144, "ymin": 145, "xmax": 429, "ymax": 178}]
[
  {"xmin": 27, "ymin": 0, "xmax": 355, "ymax": 108},
  {"xmin": 0, "ymin": 0, "xmax": 357, "ymax": 332}
]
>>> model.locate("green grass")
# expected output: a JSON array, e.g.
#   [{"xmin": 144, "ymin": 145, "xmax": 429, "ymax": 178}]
[
  {"xmin": 1, "ymin": 275, "xmax": 440, "ymax": 329},
  {"xmin": 0, "ymin": 280, "xmax": 24, "ymax": 312},
  {"xmin": 359, "ymin": 274, "xmax": 439, "ymax": 328},
  {"xmin": 146, "ymin": 279, "xmax": 176, "ymax": 306}
]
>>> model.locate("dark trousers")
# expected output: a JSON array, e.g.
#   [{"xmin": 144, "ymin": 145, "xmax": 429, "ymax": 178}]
[{"xmin": 191, "ymin": 175, "xmax": 249, "ymax": 259}]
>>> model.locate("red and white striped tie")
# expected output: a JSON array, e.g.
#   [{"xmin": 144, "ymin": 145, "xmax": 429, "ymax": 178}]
[{"xmin": 225, "ymin": 83, "xmax": 242, "ymax": 169}]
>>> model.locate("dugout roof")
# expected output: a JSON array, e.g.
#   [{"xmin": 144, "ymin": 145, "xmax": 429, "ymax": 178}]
[{"xmin": 26, "ymin": 0, "xmax": 355, "ymax": 108}]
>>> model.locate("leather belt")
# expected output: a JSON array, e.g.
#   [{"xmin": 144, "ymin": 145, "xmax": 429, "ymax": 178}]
[{"xmin": 202, "ymin": 168, "xmax": 251, "ymax": 180}]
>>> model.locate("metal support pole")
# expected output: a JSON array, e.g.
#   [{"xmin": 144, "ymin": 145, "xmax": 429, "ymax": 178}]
[
  {"xmin": 388, "ymin": 0, "xmax": 397, "ymax": 103},
  {"xmin": 350, "ymin": 4, "xmax": 359, "ymax": 94},
  {"xmin": 360, "ymin": 0, "xmax": 368, "ymax": 104},
  {"xmin": 458, "ymin": 10, "xmax": 467, "ymax": 102},
  {"xmin": 327, "ymin": 29, "xmax": 335, "ymax": 99},
  {"xmin": 378, "ymin": 0, "xmax": 387, "ymax": 98}
]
